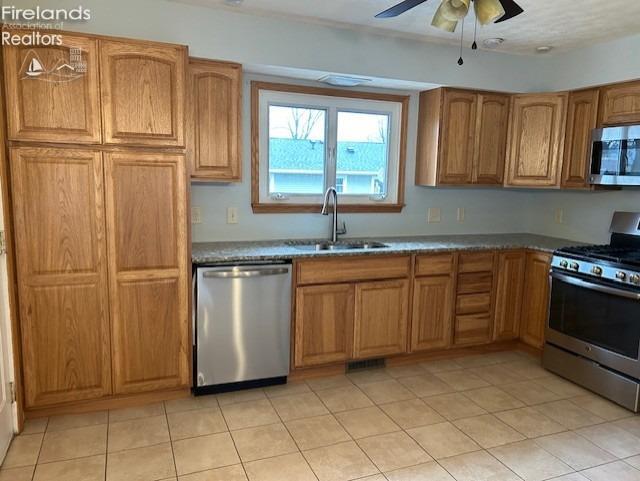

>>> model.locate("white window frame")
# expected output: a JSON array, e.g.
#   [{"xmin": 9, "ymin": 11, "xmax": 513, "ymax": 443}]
[{"xmin": 257, "ymin": 88, "xmax": 403, "ymax": 207}]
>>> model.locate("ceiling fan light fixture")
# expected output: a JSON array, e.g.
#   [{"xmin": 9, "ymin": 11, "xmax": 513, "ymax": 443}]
[
  {"xmin": 431, "ymin": 0, "xmax": 470, "ymax": 31},
  {"xmin": 474, "ymin": 0, "xmax": 505, "ymax": 25}
]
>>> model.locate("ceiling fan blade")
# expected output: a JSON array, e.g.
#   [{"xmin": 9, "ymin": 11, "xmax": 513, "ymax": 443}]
[
  {"xmin": 494, "ymin": 0, "xmax": 524, "ymax": 22},
  {"xmin": 375, "ymin": 0, "xmax": 431, "ymax": 18}
]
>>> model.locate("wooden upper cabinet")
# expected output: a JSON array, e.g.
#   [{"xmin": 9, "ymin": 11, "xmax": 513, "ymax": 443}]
[
  {"xmin": 493, "ymin": 250, "xmax": 526, "ymax": 341},
  {"xmin": 505, "ymin": 93, "xmax": 568, "ymax": 188},
  {"xmin": 353, "ymin": 279, "xmax": 409, "ymax": 359},
  {"xmin": 10, "ymin": 147, "xmax": 111, "ymax": 407},
  {"xmin": 416, "ymin": 88, "xmax": 508, "ymax": 186},
  {"xmin": 439, "ymin": 90, "xmax": 477, "ymax": 184},
  {"xmin": 4, "ymin": 33, "xmax": 101, "ymax": 143},
  {"xmin": 474, "ymin": 94, "xmax": 509, "ymax": 184},
  {"xmin": 562, "ymin": 89, "xmax": 599, "ymax": 189},
  {"xmin": 100, "ymin": 40, "xmax": 186, "ymax": 147},
  {"xmin": 520, "ymin": 251, "xmax": 552, "ymax": 348},
  {"xmin": 599, "ymin": 80, "xmax": 640, "ymax": 125},
  {"xmin": 104, "ymin": 151, "xmax": 189, "ymax": 394},
  {"xmin": 188, "ymin": 59, "xmax": 242, "ymax": 181},
  {"xmin": 294, "ymin": 284, "xmax": 354, "ymax": 368},
  {"xmin": 411, "ymin": 275, "xmax": 454, "ymax": 352}
]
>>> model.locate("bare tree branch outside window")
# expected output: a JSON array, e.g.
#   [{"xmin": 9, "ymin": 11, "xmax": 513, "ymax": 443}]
[{"xmin": 287, "ymin": 108, "xmax": 323, "ymax": 140}]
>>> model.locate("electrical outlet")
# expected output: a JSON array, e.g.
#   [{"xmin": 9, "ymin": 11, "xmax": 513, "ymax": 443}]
[
  {"xmin": 457, "ymin": 207, "xmax": 465, "ymax": 223},
  {"xmin": 554, "ymin": 208, "xmax": 564, "ymax": 224},
  {"xmin": 191, "ymin": 207, "xmax": 202, "ymax": 224},
  {"xmin": 227, "ymin": 207, "xmax": 238, "ymax": 224},
  {"xmin": 427, "ymin": 207, "xmax": 441, "ymax": 224}
]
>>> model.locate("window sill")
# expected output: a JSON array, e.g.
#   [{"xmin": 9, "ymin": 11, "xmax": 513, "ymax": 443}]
[{"xmin": 251, "ymin": 203, "xmax": 405, "ymax": 214}]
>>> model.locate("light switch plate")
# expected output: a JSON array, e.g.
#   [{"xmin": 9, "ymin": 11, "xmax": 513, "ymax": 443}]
[
  {"xmin": 227, "ymin": 207, "xmax": 239, "ymax": 224},
  {"xmin": 428, "ymin": 207, "xmax": 441, "ymax": 224},
  {"xmin": 554, "ymin": 208, "xmax": 564, "ymax": 224},
  {"xmin": 457, "ymin": 208, "xmax": 465, "ymax": 223},
  {"xmin": 191, "ymin": 207, "xmax": 202, "ymax": 224}
]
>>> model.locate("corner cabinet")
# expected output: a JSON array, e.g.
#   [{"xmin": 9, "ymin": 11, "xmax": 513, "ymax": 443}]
[
  {"xmin": 187, "ymin": 58, "xmax": 242, "ymax": 181},
  {"xmin": 599, "ymin": 80, "xmax": 640, "ymax": 125},
  {"xmin": 10, "ymin": 147, "xmax": 112, "ymax": 408},
  {"xmin": 520, "ymin": 251, "xmax": 552, "ymax": 348},
  {"xmin": 505, "ymin": 93, "xmax": 568, "ymax": 188},
  {"xmin": 562, "ymin": 89, "xmax": 599, "ymax": 189},
  {"xmin": 416, "ymin": 88, "xmax": 509, "ymax": 186},
  {"xmin": 3, "ymin": 33, "xmax": 102, "ymax": 143},
  {"xmin": 100, "ymin": 40, "xmax": 186, "ymax": 147},
  {"xmin": 104, "ymin": 151, "xmax": 189, "ymax": 394}
]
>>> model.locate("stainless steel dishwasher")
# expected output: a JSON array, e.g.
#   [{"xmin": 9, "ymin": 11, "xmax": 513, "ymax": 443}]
[{"xmin": 193, "ymin": 263, "xmax": 292, "ymax": 395}]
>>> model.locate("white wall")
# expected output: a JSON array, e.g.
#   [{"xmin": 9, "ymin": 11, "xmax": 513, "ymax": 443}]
[{"xmin": 192, "ymin": 74, "xmax": 532, "ymax": 241}]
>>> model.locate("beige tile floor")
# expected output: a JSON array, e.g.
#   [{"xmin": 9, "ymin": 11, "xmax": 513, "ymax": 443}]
[{"xmin": 2, "ymin": 350, "xmax": 640, "ymax": 481}]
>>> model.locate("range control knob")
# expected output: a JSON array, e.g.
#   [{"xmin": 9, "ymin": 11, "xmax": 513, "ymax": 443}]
[
  {"xmin": 630, "ymin": 274, "xmax": 640, "ymax": 285},
  {"xmin": 560, "ymin": 260, "xmax": 569, "ymax": 269},
  {"xmin": 569, "ymin": 262, "xmax": 580, "ymax": 271},
  {"xmin": 591, "ymin": 266, "xmax": 603, "ymax": 276},
  {"xmin": 616, "ymin": 271, "xmax": 627, "ymax": 281}
]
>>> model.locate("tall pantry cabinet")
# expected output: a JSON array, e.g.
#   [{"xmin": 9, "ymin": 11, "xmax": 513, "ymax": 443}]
[{"xmin": 4, "ymin": 35, "xmax": 190, "ymax": 409}]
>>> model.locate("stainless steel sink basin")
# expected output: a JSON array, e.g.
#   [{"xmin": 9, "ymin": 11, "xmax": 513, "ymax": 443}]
[{"xmin": 289, "ymin": 241, "xmax": 389, "ymax": 251}]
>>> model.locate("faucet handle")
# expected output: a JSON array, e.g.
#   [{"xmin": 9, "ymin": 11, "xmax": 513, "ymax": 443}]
[{"xmin": 337, "ymin": 221, "xmax": 347, "ymax": 236}]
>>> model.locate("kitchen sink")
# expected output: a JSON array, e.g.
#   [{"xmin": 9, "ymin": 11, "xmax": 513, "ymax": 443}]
[{"xmin": 289, "ymin": 241, "xmax": 389, "ymax": 251}]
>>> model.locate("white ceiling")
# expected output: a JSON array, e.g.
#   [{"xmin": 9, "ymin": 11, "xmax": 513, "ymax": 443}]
[{"xmin": 179, "ymin": 0, "xmax": 640, "ymax": 55}]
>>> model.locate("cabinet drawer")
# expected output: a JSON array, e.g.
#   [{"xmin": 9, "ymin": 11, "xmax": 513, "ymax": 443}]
[
  {"xmin": 415, "ymin": 253, "xmax": 455, "ymax": 277},
  {"xmin": 454, "ymin": 314, "xmax": 492, "ymax": 346},
  {"xmin": 458, "ymin": 251, "xmax": 495, "ymax": 273},
  {"xmin": 296, "ymin": 256, "xmax": 411, "ymax": 285},
  {"xmin": 457, "ymin": 272, "xmax": 493, "ymax": 294},
  {"xmin": 456, "ymin": 292, "xmax": 491, "ymax": 315}
]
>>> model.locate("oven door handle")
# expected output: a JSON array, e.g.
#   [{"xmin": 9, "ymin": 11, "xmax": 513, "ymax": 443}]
[{"xmin": 551, "ymin": 271, "xmax": 640, "ymax": 301}]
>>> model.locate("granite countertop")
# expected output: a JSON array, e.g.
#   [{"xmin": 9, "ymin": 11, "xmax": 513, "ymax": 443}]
[{"xmin": 192, "ymin": 233, "xmax": 581, "ymax": 264}]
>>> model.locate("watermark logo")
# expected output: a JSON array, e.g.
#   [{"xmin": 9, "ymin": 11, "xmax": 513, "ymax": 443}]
[
  {"xmin": 2, "ymin": 5, "xmax": 91, "ymax": 46},
  {"xmin": 19, "ymin": 47, "xmax": 86, "ymax": 83}
]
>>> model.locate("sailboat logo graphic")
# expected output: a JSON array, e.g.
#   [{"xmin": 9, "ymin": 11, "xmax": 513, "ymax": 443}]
[
  {"xmin": 19, "ymin": 49, "xmax": 85, "ymax": 83},
  {"xmin": 25, "ymin": 57, "xmax": 44, "ymax": 77}
]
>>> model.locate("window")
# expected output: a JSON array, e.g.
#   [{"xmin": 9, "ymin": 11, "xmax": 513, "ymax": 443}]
[{"xmin": 252, "ymin": 82, "xmax": 408, "ymax": 212}]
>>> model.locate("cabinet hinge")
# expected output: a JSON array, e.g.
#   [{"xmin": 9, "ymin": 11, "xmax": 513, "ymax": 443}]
[
  {"xmin": 0, "ymin": 231, "xmax": 6, "ymax": 256},
  {"xmin": 9, "ymin": 382, "xmax": 15, "ymax": 404}
]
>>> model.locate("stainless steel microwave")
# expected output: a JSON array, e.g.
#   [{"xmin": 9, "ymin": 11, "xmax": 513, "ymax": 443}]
[{"xmin": 590, "ymin": 125, "xmax": 640, "ymax": 186}]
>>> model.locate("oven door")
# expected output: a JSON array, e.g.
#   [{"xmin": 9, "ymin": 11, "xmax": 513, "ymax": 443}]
[
  {"xmin": 547, "ymin": 270, "xmax": 640, "ymax": 378},
  {"xmin": 590, "ymin": 126, "xmax": 640, "ymax": 186}
]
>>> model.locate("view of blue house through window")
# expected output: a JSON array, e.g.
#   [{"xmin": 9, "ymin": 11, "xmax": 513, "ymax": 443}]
[{"xmin": 267, "ymin": 106, "xmax": 390, "ymax": 197}]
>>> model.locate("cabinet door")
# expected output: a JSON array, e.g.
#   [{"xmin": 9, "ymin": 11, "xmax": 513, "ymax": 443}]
[
  {"xmin": 188, "ymin": 59, "xmax": 242, "ymax": 181},
  {"xmin": 411, "ymin": 276, "xmax": 454, "ymax": 351},
  {"xmin": 354, "ymin": 279, "xmax": 409, "ymax": 359},
  {"xmin": 4, "ymin": 33, "xmax": 101, "ymax": 143},
  {"xmin": 104, "ymin": 151, "xmax": 189, "ymax": 394},
  {"xmin": 100, "ymin": 40, "xmax": 186, "ymax": 146},
  {"xmin": 473, "ymin": 94, "xmax": 509, "ymax": 184},
  {"xmin": 520, "ymin": 251, "xmax": 552, "ymax": 348},
  {"xmin": 11, "ymin": 147, "xmax": 111, "ymax": 407},
  {"xmin": 562, "ymin": 89, "xmax": 599, "ymax": 189},
  {"xmin": 294, "ymin": 284, "xmax": 354, "ymax": 367},
  {"xmin": 438, "ymin": 90, "xmax": 476, "ymax": 184},
  {"xmin": 493, "ymin": 250, "xmax": 526, "ymax": 341},
  {"xmin": 599, "ymin": 81, "xmax": 640, "ymax": 125},
  {"xmin": 505, "ymin": 93, "xmax": 568, "ymax": 188}
]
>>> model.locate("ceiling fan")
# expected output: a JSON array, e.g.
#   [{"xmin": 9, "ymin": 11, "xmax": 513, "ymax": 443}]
[
  {"xmin": 376, "ymin": 0, "xmax": 523, "ymax": 30},
  {"xmin": 375, "ymin": 0, "xmax": 524, "ymax": 64}
]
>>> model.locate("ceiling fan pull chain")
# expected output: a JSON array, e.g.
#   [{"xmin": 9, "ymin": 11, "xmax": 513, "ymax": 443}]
[
  {"xmin": 458, "ymin": 15, "xmax": 465, "ymax": 65},
  {"xmin": 472, "ymin": 14, "xmax": 478, "ymax": 50}
]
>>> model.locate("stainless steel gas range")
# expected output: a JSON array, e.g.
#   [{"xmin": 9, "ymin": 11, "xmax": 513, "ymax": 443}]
[{"xmin": 543, "ymin": 211, "xmax": 640, "ymax": 412}]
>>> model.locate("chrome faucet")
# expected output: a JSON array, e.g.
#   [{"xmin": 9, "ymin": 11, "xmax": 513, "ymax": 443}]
[{"xmin": 321, "ymin": 187, "xmax": 347, "ymax": 243}]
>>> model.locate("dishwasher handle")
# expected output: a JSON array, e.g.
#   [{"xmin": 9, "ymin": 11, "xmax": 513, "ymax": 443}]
[{"xmin": 202, "ymin": 267, "xmax": 290, "ymax": 279}]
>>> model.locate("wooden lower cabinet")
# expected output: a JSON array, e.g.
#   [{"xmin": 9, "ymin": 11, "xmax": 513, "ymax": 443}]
[
  {"xmin": 354, "ymin": 279, "xmax": 409, "ymax": 359},
  {"xmin": 520, "ymin": 251, "xmax": 552, "ymax": 348},
  {"xmin": 294, "ymin": 284, "xmax": 354, "ymax": 368},
  {"xmin": 411, "ymin": 275, "xmax": 454, "ymax": 351},
  {"xmin": 493, "ymin": 250, "xmax": 526, "ymax": 341},
  {"xmin": 104, "ymin": 151, "xmax": 190, "ymax": 394},
  {"xmin": 10, "ymin": 147, "xmax": 112, "ymax": 408}
]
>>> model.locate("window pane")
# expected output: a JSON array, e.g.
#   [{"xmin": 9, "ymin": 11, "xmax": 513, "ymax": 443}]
[
  {"xmin": 336, "ymin": 112, "xmax": 389, "ymax": 196},
  {"xmin": 268, "ymin": 105, "xmax": 326, "ymax": 195}
]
